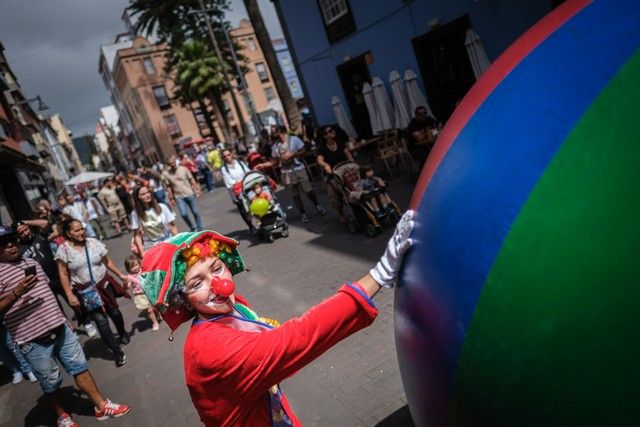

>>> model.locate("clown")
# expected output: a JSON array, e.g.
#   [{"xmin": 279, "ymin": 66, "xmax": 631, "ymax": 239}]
[{"xmin": 140, "ymin": 211, "xmax": 414, "ymax": 426}]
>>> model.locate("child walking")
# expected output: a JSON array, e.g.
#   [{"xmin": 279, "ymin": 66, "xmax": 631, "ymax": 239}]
[{"xmin": 124, "ymin": 255, "xmax": 160, "ymax": 331}]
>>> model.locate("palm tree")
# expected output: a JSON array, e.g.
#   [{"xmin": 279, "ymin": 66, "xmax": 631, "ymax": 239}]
[
  {"xmin": 173, "ymin": 40, "xmax": 234, "ymax": 144},
  {"xmin": 243, "ymin": 0, "xmax": 301, "ymax": 132}
]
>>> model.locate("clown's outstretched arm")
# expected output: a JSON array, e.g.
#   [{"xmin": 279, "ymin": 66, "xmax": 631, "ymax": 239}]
[
  {"xmin": 199, "ymin": 211, "xmax": 415, "ymax": 399},
  {"xmin": 361, "ymin": 210, "xmax": 415, "ymax": 296}
]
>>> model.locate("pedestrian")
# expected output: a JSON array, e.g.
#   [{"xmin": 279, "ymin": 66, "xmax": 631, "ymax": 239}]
[
  {"xmin": 114, "ymin": 175, "xmax": 133, "ymax": 216},
  {"xmin": 220, "ymin": 149, "xmax": 254, "ymax": 233},
  {"xmin": 206, "ymin": 146, "xmax": 223, "ymax": 183},
  {"xmin": 58, "ymin": 193, "xmax": 96, "ymax": 238},
  {"xmin": 196, "ymin": 150, "xmax": 214, "ymax": 192},
  {"xmin": 98, "ymin": 178, "xmax": 131, "ymax": 235},
  {"xmin": 124, "ymin": 255, "xmax": 160, "ymax": 331},
  {"xmin": 271, "ymin": 125, "xmax": 326, "ymax": 222},
  {"xmin": 130, "ymin": 185, "xmax": 178, "ymax": 257},
  {"xmin": 162, "ymin": 155, "xmax": 203, "ymax": 232},
  {"xmin": 0, "ymin": 225, "xmax": 131, "ymax": 426},
  {"xmin": 82, "ymin": 192, "xmax": 107, "ymax": 240},
  {"xmin": 55, "ymin": 219, "xmax": 130, "ymax": 367},
  {"xmin": 138, "ymin": 212, "xmax": 414, "ymax": 425},
  {"xmin": 0, "ymin": 322, "xmax": 38, "ymax": 384},
  {"xmin": 316, "ymin": 125, "xmax": 355, "ymax": 223}
]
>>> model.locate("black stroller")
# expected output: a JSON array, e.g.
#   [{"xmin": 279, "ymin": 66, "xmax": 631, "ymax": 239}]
[
  {"xmin": 330, "ymin": 161, "xmax": 401, "ymax": 237},
  {"xmin": 239, "ymin": 171, "xmax": 289, "ymax": 242}
]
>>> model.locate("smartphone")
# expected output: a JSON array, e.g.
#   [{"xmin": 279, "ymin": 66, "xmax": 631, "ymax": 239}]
[{"xmin": 24, "ymin": 265, "xmax": 37, "ymax": 277}]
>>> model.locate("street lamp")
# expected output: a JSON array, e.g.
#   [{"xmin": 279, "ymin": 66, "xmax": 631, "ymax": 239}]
[
  {"xmin": 190, "ymin": 1, "xmax": 250, "ymax": 145},
  {"xmin": 14, "ymin": 95, "xmax": 49, "ymax": 112},
  {"xmin": 217, "ymin": 18, "xmax": 263, "ymax": 141}
]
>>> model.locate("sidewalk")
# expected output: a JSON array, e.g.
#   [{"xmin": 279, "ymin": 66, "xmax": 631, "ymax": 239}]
[{"xmin": 1, "ymin": 175, "xmax": 416, "ymax": 426}]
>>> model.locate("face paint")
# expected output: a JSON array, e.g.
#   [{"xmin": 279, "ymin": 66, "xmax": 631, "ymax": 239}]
[{"xmin": 184, "ymin": 257, "xmax": 236, "ymax": 316}]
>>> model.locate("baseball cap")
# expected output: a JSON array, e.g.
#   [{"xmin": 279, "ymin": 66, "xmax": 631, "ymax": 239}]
[
  {"xmin": 0, "ymin": 225, "xmax": 16, "ymax": 238},
  {"xmin": 0, "ymin": 225, "xmax": 17, "ymax": 244}
]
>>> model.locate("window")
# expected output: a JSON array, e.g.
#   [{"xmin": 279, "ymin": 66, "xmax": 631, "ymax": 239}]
[
  {"xmin": 255, "ymin": 62, "xmax": 269, "ymax": 82},
  {"xmin": 194, "ymin": 108, "xmax": 208, "ymax": 128},
  {"xmin": 222, "ymin": 100, "xmax": 232, "ymax": 118},
  {"xmin": 264, "ymin": 86, "xmax": 276, "ymax": 102},
  {"xmin": 281, "ymin": 56, "xmax": 294, "ymax": 73},
  {"xmin": 164, "ymin": 115, "xmax": 181, "ymax": 136},
  {"xmin": 319, "ymin": 0, "xmax": 348, "ymax": 25},
  {"xmin": 317, "ymin": 0, "xmax": 356, "ymax": 43},
  {"xmin": 247, "ymin": 37, "xmax": 257, "ymax": 51},
  {"xmin": 153, "ymin": 85, "xmax": 170, "ymax": 109},
  {"xmin": 143, "ymin": 57, "xmax": 155, "ymax": 74}
]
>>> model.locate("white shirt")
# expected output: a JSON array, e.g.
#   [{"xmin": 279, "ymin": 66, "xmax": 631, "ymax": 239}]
[
  {"xmin": 130, "ymin": 203, "xmax": 176, "ymax": 248},
  {"xmin": 271, "ymin": 135, "xmax": 306, "ymax": 172},
  {"xmin": 221, "ymin": 160, "xmax": 250, "ymax": 201},
  {"xmin": 85, "ymin": 197, "xmax": 104, "ymax": 219},
  {"xmin": 63, "ymin": 203, "xmax": 88, "ymax": 227}
]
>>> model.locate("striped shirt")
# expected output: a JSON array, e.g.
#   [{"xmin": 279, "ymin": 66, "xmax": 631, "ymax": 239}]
[{"xmin": 0, "ymin": 257, "xmax": 65, "ymax": 345}]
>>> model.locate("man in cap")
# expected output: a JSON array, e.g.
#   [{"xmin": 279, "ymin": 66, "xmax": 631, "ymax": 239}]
[{"xmin": 0, "ymin": 225, "xmax": 130, "ymax": 427}]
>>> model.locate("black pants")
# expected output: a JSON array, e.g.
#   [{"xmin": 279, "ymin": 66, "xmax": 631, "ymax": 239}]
[
  {"xmin": 234, "ymin": 199, "xmax": 253, "ymax": 229},
  {"xmin": 87, "ymin": 284, "xmax": 125, "ymax": 355}
]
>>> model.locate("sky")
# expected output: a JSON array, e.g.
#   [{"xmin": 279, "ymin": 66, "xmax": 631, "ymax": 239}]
[{"xmin": 0, "ymin": 0, "xmax": 283, "ymax": 137}]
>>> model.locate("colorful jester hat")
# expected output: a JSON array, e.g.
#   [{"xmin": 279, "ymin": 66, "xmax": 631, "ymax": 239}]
[{"xmin": 139, "ymin": 231, "xmax": 246, "ymax": 330}]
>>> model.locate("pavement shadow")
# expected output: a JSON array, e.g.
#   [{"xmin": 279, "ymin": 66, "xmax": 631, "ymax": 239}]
[
  {"xmin": 130, "ymin": 318, "xmax": 152, "ymax": 334},
  {"xmin": 0, "ymin": 366, "xmax": 12, "ymax": 386},
  {"xmin": 24, "ymin": 385, "xmax": 94, "ymax": 426},
  {"xmin": 81, "ymin": 339, "xmax": 114, "ymax": 362},
  {"xmin": 375, "ymin": 405, "xmax": 415, "ymax": 426}
]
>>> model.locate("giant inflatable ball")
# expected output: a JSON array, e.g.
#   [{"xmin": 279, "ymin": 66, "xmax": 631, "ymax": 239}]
[{"xmin": 396, "ymin": 1, "xmax": 640, "ymax": 425}]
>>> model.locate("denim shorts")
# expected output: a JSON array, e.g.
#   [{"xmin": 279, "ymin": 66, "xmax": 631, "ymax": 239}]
[{"xmin": 19, "ymin": 323, "xmax": 88, "ymax": 394}]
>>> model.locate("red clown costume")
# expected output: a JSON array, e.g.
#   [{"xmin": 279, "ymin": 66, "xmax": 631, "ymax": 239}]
[{"xmin": 139, "ymin": 231, "xmax": 381, "ymax": 426}]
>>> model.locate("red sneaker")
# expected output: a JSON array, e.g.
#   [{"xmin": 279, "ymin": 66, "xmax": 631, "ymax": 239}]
[
  {"xmin": 95, "ymin": 399, "xmax": 131, "ymax": 421},
  {"xmin": 57, "ymin": 413, "xmax": 78, "ymax": 427}
]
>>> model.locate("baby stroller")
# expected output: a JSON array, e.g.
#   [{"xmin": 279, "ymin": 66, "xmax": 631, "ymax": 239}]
[
  {"xmin": 239, "ymin": 171, "xmax": 289, "ymax": 242},
  {"xmin": 330, "ymin": 161, "xmax": 401, "ymax": 237}
]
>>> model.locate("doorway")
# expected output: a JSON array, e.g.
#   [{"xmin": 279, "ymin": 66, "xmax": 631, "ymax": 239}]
[
  {"xmin": 412, "ymin": 15, "xmax": 476, "ymax": 123},
  {"xmin": 336, "ymin": 53, "xmax": 372, "ymax": 138}
]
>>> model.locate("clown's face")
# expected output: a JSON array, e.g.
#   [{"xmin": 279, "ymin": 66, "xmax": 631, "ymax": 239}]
[{"xmin": 184, "ymin": 255, "xmax": 235, "ymax": 317}]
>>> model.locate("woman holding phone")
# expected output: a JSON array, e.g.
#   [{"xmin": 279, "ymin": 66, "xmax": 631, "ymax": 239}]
[{"xmin": 55, "ymin": 218, "xmax": 130, "ymax": 367}]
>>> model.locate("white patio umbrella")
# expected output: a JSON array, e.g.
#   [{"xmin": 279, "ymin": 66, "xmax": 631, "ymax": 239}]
[
  {"xmin": 331, "ymin": 96, "xmax": 357, "ymax": 139},
  {"xmin": 389, "ymin": 70, "xmax": 411, "ymax": 129},
  {"xmin": 465, "ymin": 29, "xmax": 491, "ymax": 80},
  {"xmin": 405, "ymin": 68, "xmax": 433, "ymax": 117},
  {"xmin": 371, "ymin": 76, "xmax": 395, "ymax": 131},
  {"xmin": 65, "ymin": 171, "xmax": 114, "ymax": 186},
  {"xmin": 362, "ymin": 82, "xmax": 382, "ymax": 135}
]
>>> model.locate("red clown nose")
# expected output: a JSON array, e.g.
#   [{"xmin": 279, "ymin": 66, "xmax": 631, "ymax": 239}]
[{"xmin": 212, "ymin": 277, "xmax": 235, "ymax": 297}]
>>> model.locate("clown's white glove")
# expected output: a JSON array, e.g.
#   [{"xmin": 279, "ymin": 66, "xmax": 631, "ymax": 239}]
[{"xmin": 369, "ymin": 210, "xmax": 415, "ymax": 288}]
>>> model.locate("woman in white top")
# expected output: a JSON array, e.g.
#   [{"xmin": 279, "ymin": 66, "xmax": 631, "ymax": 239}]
[
  {"xmin": 220, "ymin": 149, "xmax": 254, "ymax": 233},
  {"xmin": 131, "ymin": 186, "xmax": 178, "ymax": 256},
  {"xmin": 55, "ymin": 218, "xmax": 129, "ymax": 367}
]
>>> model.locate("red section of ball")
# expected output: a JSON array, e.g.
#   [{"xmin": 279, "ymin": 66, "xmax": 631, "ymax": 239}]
[{"xmin": 212, "ymin": 278, "xmax": 235, "ymax": 297}]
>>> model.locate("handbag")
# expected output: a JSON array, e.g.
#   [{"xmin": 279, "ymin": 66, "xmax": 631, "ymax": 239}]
[{"xmin": 77, "ymin": 244, "xmax": 104, "ymax": 312}]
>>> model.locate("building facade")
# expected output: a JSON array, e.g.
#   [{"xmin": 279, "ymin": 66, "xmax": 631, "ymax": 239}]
[
  {"xmin": 113, "ymin": 37, "xmax": 206, "ymax": 162},
  {"xmin": 274, "ymin": 0, "xmax": 564, "ymax": 137},
  {"xmin": 0, "ymin": 42, "xmax": 52, "ymax": 221},
  {"xmin": 48, "ymin": 113, "xmax": 84, "ymax": 175},
  {"xmin": 99, "ymin": 34, "xmax": 144, "ymax": 165}
]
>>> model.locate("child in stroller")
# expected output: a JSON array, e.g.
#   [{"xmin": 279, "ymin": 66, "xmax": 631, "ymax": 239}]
[
  {"xmin": 241, "ymin": 171, "xmax": 289, "ymax": 242},
  {"xmin": 331, "ymin": 162, "xmax": 401, "ymax": 237},
  {"xmin": 356, "ymin": 166, "xmax": 394, "ymax": 218}
]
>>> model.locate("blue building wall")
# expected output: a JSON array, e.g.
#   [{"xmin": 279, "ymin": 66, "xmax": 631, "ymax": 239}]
[
  {"xmin": 273, "ymin": 39, "xmax": 305, "ymax": 99},
  {"xmin": 276, "ymin": 0, "xmax": 557, "ymax": 128}
]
